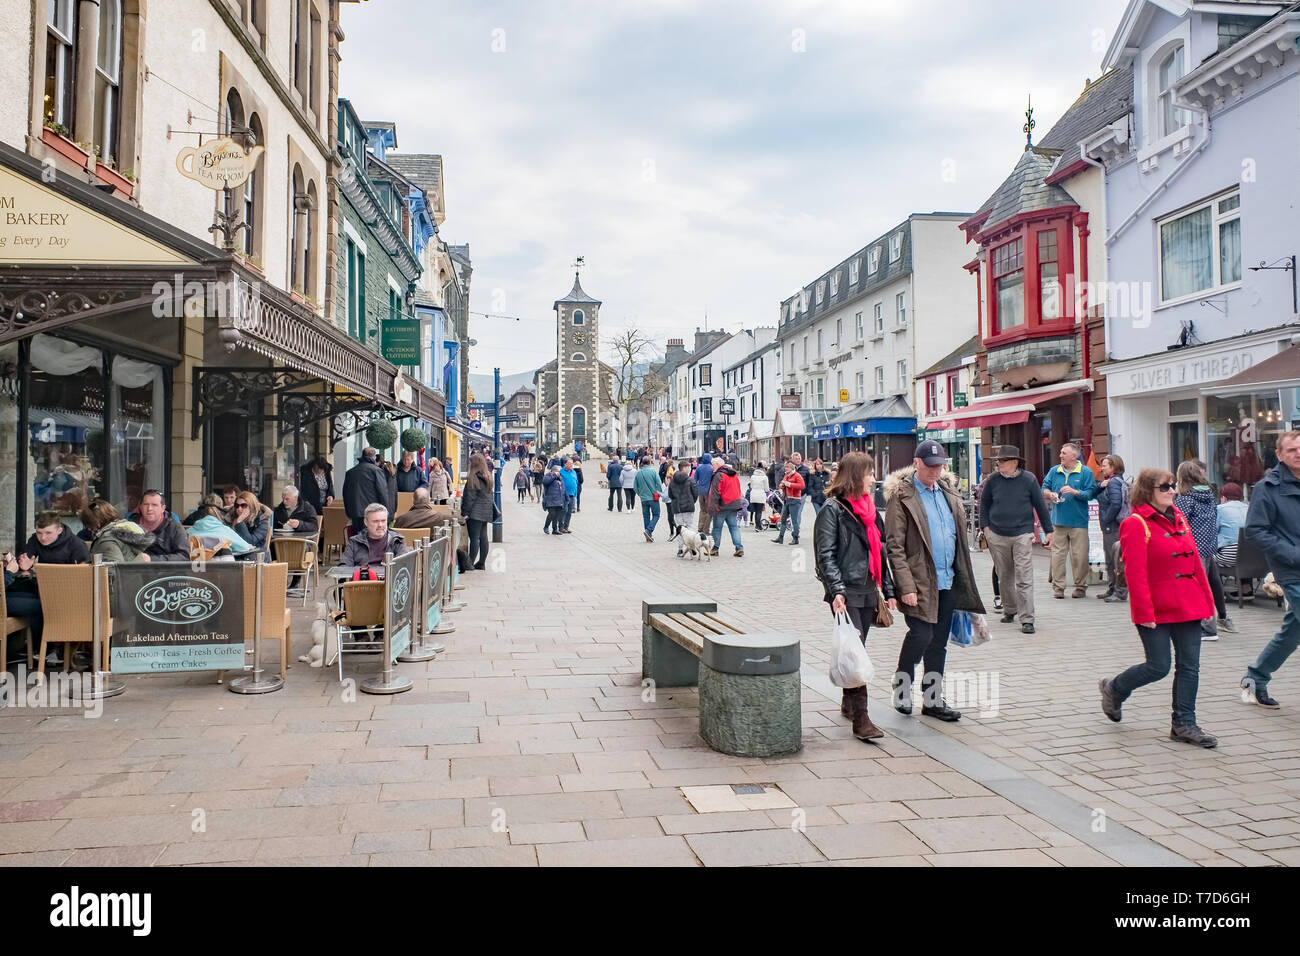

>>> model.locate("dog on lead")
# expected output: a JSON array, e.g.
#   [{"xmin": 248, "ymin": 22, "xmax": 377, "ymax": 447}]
[{"xmin": 677, "ymin": 527, "xmax": 713, "ymax": 562}]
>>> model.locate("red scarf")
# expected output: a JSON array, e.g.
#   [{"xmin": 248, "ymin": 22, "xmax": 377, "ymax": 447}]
[{"xmin": 845, "ymin": 495, "xmax": 882, "ymax": 587}]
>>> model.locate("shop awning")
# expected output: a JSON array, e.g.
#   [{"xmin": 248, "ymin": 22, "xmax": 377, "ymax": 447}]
[
  {"xmin": 813, "ymin": 396, "xmax": 917, "ymax": 440},
  {"xmin": 923, "ymin": 379, "xmax": 1091, "ymax": 430},
  {"xmin": 1202, "ymin": 346, "xmax": 1300, "ymax": 395}
]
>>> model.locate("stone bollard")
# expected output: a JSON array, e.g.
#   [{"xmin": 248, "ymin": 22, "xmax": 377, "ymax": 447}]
[{"xmin": 698, "ymin": 632, "xmax": 801, "ymax": 758}]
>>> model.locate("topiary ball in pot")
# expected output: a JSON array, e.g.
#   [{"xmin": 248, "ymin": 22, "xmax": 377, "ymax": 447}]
[
  {"xmin": 366, "ymin": 419, "xmax": 398, "ymax": 451},
  {"xmin": 400, "ymin": 427, "xmax": 428, "ymax": 453}
]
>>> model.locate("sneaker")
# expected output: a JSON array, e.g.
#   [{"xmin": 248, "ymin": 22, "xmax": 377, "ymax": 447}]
[
  {"xmin": 733, "ymin": 549, "xmax": 743, "ymax": 557},
  {"xmin": 1170, "ymin": 723, "xmax": 1218, "ymax": 748},
  {"xmin": 1104, "ymin": 594, "xmax": 1127, "ymax": 604},
  {"xmin": 1053, "ymin": 589, "xmax": 1065, "ymax": 600},
  {"xmin": 1098, "ymin": 677, "xmax": 1121, "ymax": 722},
  {"xmin": 1202, "ymin": 631, "xmax": 1218, "ymax": 642},
  {"xmin": 1000, "ymin": 613, "xmax": 1016, "ymax": 624},
  {"xmin": 1241, "ymin": 679, "xmax": 1280, "ymax": 709},
  {"xmin": 993, "ymin": 597, "xmax": 1003, "ymax": 611},
  {"xmin": 921, "ymin": 701, "xmax": 961, "ymax": 722},
  {"xmin": 1218, "ymin": 617, "xmax": 1238, "ymax": 634},
  {"xmin": 643, "ymin": 530, "xmax": 653, "ymax": 543},
  {"xmin": 1021, "ymin": 622, "xmax": 1035, "ymax": 634}
]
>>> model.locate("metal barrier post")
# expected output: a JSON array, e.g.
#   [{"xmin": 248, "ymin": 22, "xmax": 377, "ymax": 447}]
[
  {"xmin": 72, "ymin": 555, "xmax": 124, "ymax": 701},
  {"xmin": 230, "ymin": 553, "xmax": 284, "ymax": 695},
  {"xmin": 444, "ymin": 518, "xmax": 467, "ymax": 611},
  {"xmin": 397, "ymin": 541, "xmax": 437, "ymax": 663},
  {"xmin": 361, "ymin": 551, "xmax": 412, "ymax": 694}
]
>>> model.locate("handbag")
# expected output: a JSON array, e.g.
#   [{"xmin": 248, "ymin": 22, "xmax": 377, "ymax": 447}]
[{"xmin": 873, "ymin": 589, "xmax": 893, "ymax": 628}]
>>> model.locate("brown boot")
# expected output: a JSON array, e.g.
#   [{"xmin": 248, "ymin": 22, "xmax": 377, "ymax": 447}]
[
  {"xmin": 847, "ymin": 686, "xmax": 885, "ymax": 740},
  {"xmin": 841, "ymin": 689, "xmax": 851, "ymax": 718}
]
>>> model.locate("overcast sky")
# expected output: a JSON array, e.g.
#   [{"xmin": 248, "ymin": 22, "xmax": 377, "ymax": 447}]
[{"xmin": 339, "ymin": 0, "xmax": 1130, "ymax": 376}]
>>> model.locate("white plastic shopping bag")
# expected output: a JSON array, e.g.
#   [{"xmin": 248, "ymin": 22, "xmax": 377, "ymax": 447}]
[
  {"xmin": 970, "ymin": 612, "xmax": 991, "ymax": 646},
  {"xmin": 829, "ymin": 613, "xmax": 874, "ymax": 687}
]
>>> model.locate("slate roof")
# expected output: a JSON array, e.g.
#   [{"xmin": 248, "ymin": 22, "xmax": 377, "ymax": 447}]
[
  {"xmin": 1039, "ymin": 68, "xmax": 1133, "ymax": 170},
  {"xmin": 554, "ymin": 273, "xmax": 601, "ymax": 307},
  {"xmin": 918, "ymin": 335, "xmax": 981, "ymax": 378},
  {"xmin": 385, "ymin": 153, "xmax": 443, "ymax": 194},
  {"xmin": 971, "ymin": 148, "xmax": 1073, "ymax": 236}
]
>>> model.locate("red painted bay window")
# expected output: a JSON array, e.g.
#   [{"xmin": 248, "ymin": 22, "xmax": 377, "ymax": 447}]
[{"xmin": 982, "ymin": 212, "xmax": 1076, "ymax": 346}]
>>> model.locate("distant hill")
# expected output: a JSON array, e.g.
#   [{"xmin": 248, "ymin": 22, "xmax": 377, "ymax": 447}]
[{"xmin": 468, "ymin": 369, "xmax": 537, "ymax": 403}]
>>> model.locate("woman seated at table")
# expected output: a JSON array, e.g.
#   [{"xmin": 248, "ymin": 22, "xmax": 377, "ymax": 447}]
[
  {"xmin": 80, "ymin": 499, "xmax": 154, "ymax": 563},
  {"xmin": 188, "ymin": 505, "xmax": 248, "ymax": 558},
  {"xmin": 272, "ymin": 485, "xmax": 318, "ymax": 534},
  {"xmin": 230, "ymin": 491, "xmax": 273, "ymax": 561},
  {"xmin": 182, "ymin": 493, "xmax": 226, "ymax": 527}
]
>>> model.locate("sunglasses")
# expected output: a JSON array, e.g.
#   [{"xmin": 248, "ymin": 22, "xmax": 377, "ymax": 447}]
[
  {"xmin": 1156, "ymin": 482, "xmax": 1176, "ymax": 492},
  {"xmin": 235, "ymin": 503, "xmax": 249, "ymax": 510}
]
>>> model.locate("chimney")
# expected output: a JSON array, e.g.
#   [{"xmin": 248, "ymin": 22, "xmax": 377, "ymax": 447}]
[{"xmin": 664, "ymin": 338, "xmax": 687, "ymax": 364}]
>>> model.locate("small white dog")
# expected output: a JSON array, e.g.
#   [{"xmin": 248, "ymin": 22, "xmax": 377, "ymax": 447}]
[
  {"xmin": 677, "ymin": 527, "xmax": 713, "ymax": 562},
  {"xmin": 298, "ymin": 603, "xmax": 328, "ymax": 667}
]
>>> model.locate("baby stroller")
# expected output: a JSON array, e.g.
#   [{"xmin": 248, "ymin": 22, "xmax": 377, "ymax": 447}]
[{"xmin": 762, "ymin": 488, "xmax": 785, "ymax": 532}]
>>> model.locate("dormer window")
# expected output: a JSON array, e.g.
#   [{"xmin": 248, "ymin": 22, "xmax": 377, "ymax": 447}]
[
  {"xmin": 849, "ymin": 259, "xmax": 860, "ymax": 284},
  {"xmin": 816, "ymin": 281, "xmax": 825, "ymax": 304},
  {"xmin": 830, "ymin": 272, "xmax": 839, "ymax": 296},
  {"xmin": 867, "ymin": 247, "xmax": 880, "ymax": 274},
  {"xmin": 1158, "ymin": 45, "xmax": 1186, "ymax": 138},
  {"xmin": 889, "ymin": 233, "xmax": 902, "ymax": 263},
  {"xmin": 572, "ymin": 309, "xmax": 584, "ymax": 325}
]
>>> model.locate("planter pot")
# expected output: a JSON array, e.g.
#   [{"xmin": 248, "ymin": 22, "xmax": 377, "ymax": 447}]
[
  {"xmin": 41, "ymin": 127, "xmax": 91, "ymax": 168},
  {"xmin": 94, "ymin": 162, "xmax": 134, "ymax": 198}
]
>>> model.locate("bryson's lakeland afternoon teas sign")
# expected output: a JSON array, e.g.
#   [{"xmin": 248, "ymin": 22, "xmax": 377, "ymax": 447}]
[{"xmin": 111, "ymin": 565, "xmax": 245, "ymax": 674}]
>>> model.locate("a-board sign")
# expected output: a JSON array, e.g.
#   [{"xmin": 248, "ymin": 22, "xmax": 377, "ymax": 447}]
[
  {"xmin": 111, "ymin": 564, "xmax": 245, "ymax": 673},
  {"xmin": 387, "ymin": 548, "xmax": 418, "ymax": 661}
]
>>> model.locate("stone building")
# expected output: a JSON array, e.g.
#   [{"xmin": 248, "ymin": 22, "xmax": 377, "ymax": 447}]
[{"xmin": 535, "ymin": 271, "xmax": 618, "ymax": 455}]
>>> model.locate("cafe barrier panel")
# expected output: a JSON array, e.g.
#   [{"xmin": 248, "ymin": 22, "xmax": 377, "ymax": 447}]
[{"xmin": 361, "ymin": 548, "xmax": 418, "ymax": 695}]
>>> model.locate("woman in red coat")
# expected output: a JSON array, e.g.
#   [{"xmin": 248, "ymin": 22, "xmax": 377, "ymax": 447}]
[{"xmin": 1098, "ymin": 468, "xmax": 1218, "ymax": 747}]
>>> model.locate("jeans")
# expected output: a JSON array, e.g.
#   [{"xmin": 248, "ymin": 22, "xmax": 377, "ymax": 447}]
[
  {"xmin": 544, "ymin": 506, "xmax": 563, "ymax": 533},
  {"xmin": 711, "ymin": 510, "xmax": 743, "ymax": 550},
  {"xmin": 562, "ymin": 496, "xmax": 575, "ymax": 530},
  {"xmin": 641, "ymin": 499, "xmax": 661, "ymax": 535},
  {"xmin": 811, "ymin": 499, "xmax": 824, "ymax": 517},
  {"xmin": 775, "ymin": 496, "xmax": 805, "ymax": 541},
  {"xmin": 985, "ymin": 529, "xmax": 1035, "ymax": 624},
  {"xmin": 4, "ymin": 587, "xmax": 42, "ymax": 641},
  {"xmin": 749, "ymin": 502, "xmax": 764, "ymax": 528},
  {"xmin": 894, "ymin": 587, "xmax": 956, "ymax": 708},
  {"xmin": 609, "ymin": 487, "xmax": 622, "ymax": 511},
  {"xmin": 1102, "ymin": 528, "xmax": 1127, "ymax": 598},
  {"xmin": 465, "ymin": 518, "xmax": 490, "ymax": 568},
  {"xmin": 1110, "ymin": 620, "xmax": 1202, "ymax": 726},
  {"xmin": 1244, "ymin": 581, "xmax": 1300, "ymax": 693}
]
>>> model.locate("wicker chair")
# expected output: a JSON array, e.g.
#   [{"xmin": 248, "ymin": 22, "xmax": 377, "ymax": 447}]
[
  {"xmin": 395, "ymin": 492, "xmax": 414, "ymax": 517},
  {"xmin": 1, "ymin": 585, "xmax": 35, "ymax": 681},
  {"xmin": 330, "ymin": 580, "xmax": 385, "ymax": 682},
  {"xmin": 271, "ymin": 536, "xmax": 318, "ymax": 607},
  {"xmin": 239, "ymin": 562, "xmax": 291, "ymax": 679},
  {"xmin": 321, "ymin": 506, "xmax": 351, "ymax": 563},
  {"xmin": 33, "ymin": 564, "xmax": 111, "ymax": 683},
  {"xmin": 392, "ymin": 526, "xmax": 430, "ymax": 549}
]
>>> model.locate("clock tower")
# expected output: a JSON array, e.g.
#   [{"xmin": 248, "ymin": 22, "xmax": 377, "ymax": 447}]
[{"xmin": 553, "ymin": 267, "xmax": 602, "ymax": 452}]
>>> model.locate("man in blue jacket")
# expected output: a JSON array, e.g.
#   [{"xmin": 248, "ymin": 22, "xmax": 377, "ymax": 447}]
[
  {"xmin": 693, "ymin": 453, "xmax": 714, "ymax": 533},
  {"xmin": 634, "ymin": 456, "xmax": 663, "ymax": 542},
  {"xmin": 1041, "ymin": 442, "xmax": 1099, "ymax": 599},
  {"xmin": 606, "ymin": 456, "xmax": 624, "ymax": 512},
  {"xmin": 560, "ymin": 457, "xmax": 579, "ymax": 533},
  {"xmin": 1241, "ymin": 431, "xmax": 1300, "ymax": 708}
]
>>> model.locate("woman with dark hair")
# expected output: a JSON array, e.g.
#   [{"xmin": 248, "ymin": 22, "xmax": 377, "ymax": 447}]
[
  {"xmin": 230, "ymin": 490, "xmax": 273, "ymax": 561},
  {"xmin": 299, "ymin": 456, "xmax": 334, "ymax": 513},
  {"xmin": 808, "ymin": 459, "xmax": 830, "ymax": 516},
  {"xmin": 813, "ymin": 452, "xmax": 896, "ymax": 741},
  {"xmin": 1099, "ymin": 468, "xmax": 1218, "ymax": 748},
  {"xmin": 83, "ymin": 500, "xmax": 155, "ymax": 563},
  {"xmin": 1173, "ymin": 459, "xmax": 1235, "ymax": 637},
  {"xmin": 461, "ymin": 452, "xmax": 495, "ymax": 570}
]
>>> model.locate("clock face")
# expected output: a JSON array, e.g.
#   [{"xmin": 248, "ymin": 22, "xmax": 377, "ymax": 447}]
[{"xmin": 573, "ymin": 331, "xmax": 586, "ymax": 345}]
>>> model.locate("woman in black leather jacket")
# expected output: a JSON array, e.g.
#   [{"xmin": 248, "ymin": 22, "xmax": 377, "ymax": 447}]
[{"xmin": 814, "ymin": 451, "xmax": 896, "ymax": 741}]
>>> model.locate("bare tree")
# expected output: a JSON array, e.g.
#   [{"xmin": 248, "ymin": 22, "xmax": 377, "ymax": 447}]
[{"xmin": 603, "ymin": 327, "xmax": 659, "ymax": 408}]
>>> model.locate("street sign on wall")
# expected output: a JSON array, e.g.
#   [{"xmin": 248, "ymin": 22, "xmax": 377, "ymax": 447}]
[
  {"xmin": 780, "ymin": 393, "xmax": 801, "ymax": 409},
  {"xmin": 719, "ymin": 399, "xmax": 735, "ymax": 415}
]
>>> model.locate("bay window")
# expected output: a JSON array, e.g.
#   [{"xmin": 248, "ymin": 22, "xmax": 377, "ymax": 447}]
[
  {"xmin": 993, "ymin": 237, "xmax": 1025, "ymax": 331},
  {"xmin": 1159, "ymin": 190, "xmax": 1241, "ymax": 303},
  {"xmin": 1038, "ymin": 229, "xmax": 1060, "ymax": 319}
]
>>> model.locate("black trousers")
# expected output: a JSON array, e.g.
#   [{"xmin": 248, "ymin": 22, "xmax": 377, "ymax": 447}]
[
  {"xmin": 609, "ymin": 487, "xmax": 622, "ymax": 511},
  {"xmin": 895, "ymin": 587, "xmax": 957, "ymax": 707},
  {"xmin": 544, "ymin": 506, "xmax": 563, "ymax": 532},
  {"xmin": 624, "ymin": 488, "xmax": 635, "ymax": 509},
  {"xmin": 465, "ymin": 518, "xmax": 490, "ymax": 568}
]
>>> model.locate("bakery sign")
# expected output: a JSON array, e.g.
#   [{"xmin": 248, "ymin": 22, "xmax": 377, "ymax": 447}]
[{"xmin": 176, "ymin": 136, "xmax": 265, "ymax": 190}]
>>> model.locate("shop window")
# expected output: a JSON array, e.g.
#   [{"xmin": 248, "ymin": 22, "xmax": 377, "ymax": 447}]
[
  {"xmin": 27, "ymin": 335, "xmax": 106, "ymax": 528},
  {"xmin": 109, "ymin": 355, "xmax": 165, "ymax": 516},
  {"xmin": 45, "ymin": 0, "xmax": 77, "ymax": 128},
  {"xmin": 1207, "ymin": 393, "xmax": 1281, "ymax": 491},
  {"xmin": 0, "ymin": 344, "xmax": 19, "ymax": 548},
  {"xmin": 1159, "ymin": 190, "xmax": 1241, "ymax": 303}
]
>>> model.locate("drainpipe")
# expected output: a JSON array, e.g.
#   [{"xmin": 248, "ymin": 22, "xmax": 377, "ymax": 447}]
[
  {"xmin": 1077, "ymin": 211, "xmax": 1093, "ymax": 459},
  {"xmin": 1107, "ymin": 102, "xmax": 1213, "ymax": 245}
]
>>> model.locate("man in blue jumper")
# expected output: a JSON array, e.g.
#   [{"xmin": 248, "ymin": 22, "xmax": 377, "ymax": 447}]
[{"xmin": 1041, "ymin": 442, "xmax": 1099, "ymax": 598}]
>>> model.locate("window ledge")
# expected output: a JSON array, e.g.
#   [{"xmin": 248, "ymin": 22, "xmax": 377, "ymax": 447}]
[
  {"xmin": 1154, "ymin": 282, "xmax": 1242, "ymax": 312},
  {"xmin": 853, "ymin": 338, "xmax": 865, "ymax": 348},
  {"xmin": 870, "ymin": 333, "xmax": 884, "ymax": 342},
  {"xmin": 1137, "ymin": 125, "xmax": 1193, "ymax": 170},
  {"xmin": 892, "ymin": 324, "xmax": 908, "ymax": 333}
]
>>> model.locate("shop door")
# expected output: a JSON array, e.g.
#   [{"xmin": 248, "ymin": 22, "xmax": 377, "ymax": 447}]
[
  {"xmin": 211, "ymin": 413, "xmax": 247, "ymax": 490},
  {"xmin": 1169, "ymin": 420, "xmax": 1200, "ymax": 472}
]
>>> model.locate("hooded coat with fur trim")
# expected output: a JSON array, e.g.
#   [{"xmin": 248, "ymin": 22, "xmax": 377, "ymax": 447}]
[{"xmin": 882, "ymin": 465, "xmax": 985, "ymax": 623}]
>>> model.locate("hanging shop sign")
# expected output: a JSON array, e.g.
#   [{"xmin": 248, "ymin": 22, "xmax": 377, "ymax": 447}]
[
  {"xmin": 110, "ymin": 564, "xmax": 245, "ymax": 673},
  {"xmin": 382, "ymin": 321, "xmax": 422, "ymax": 365},
  {"xmin": 176, "ymin": 136, "xmax": 265, "ymax": 191}
]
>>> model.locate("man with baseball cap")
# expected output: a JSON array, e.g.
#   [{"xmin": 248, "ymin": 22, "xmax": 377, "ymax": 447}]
[
  {"xmin": 884, "ymin": 439, "xmax": 985, "ymax": 721},
  {"xmin": 980, "ymin": 445, "xmax": 1053, "ymax": 634}
]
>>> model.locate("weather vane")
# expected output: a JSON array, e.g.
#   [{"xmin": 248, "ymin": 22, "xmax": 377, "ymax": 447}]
[
  {"xmin": 1024, "ymin": 95, "xmax": 1035, "ymax": 151},
  {"xmin": 572, "ymin": 255, "xmax": 585, "ymax": 278}
]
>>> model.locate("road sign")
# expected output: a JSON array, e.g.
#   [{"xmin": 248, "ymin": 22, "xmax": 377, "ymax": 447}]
[
  {"xmin": 468, "ymin": 402, "xmax": 495, "ymax": 411},
  {"xmin": 469, "ymin": 420, "xmax": 483, "ymax": 431},
  {"xmin": 498, "ymin": 414, "xmax": 521, "ymax": 423}
]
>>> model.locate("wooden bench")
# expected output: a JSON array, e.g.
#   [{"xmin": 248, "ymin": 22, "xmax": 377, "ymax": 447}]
[{"xmin": 642, "ymin": 597, "xmax": 801, "ymax": 757}]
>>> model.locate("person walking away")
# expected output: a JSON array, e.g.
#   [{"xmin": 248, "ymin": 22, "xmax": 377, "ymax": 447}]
[
  {"xmin": 1240, "ymin": 429, "xmax": 1300, "ymax": 707},
  {"xmin": 531, "ymin": 456, "xmax": 545, "ymax": 505},
  {"xmin": 669, "ymin": 459, "xmax": 697, "ymax": 553},
  {"xmin": 814, "ymin": 452, "xmax": 896, "ymax": 739},
  {"xmin": 461, "ymin": 453, "xmax": 495, "ymax": 569},
  {"xmin": 1097, "ymin": 454, "xmax": 1131, "ymax": 604},
  {"xmin": 634, "ymin": 456, "xmax": 663, "ymax": 542},
  {"xmin": 980, "ymin": 445, "xmax": 1053, "ymax": 634},
  {"xmin": 883, "ymin": 440, "xmax": 984, "ymax": 721},
  {"xmin": 1173, "ymin": 460, "xmax": 1235, "ymax": 637},
  {"xmin": 1099, "ymin": 468, "xmax": 1218, "ymax": 746},
  {"xmin": 707, "ymin": 458, "xmax": 746, "ymax": 556},
  {"xmin": 558, "ymin": 458, "xmax": 579, "ymax": 533},
  {"xmin": 772, "ymin": 458, "xmax": 807, "ymax": 544},
  {"xmin": 1215, "ymin": 482, "xmax": 1248, "ymax": 584},
  {"xmin": 1041, "ymin": 441, "xmax": 1099, "ymax": 598},
  {"xmin": 749, "ymin": 462, "xmax": 769, "ymax": 529},
  {"xmin": 620, "ymin": 460, "xmax": 637, "ymax": 511},
  {"xmin": 514, "ymin": 466, "xmax": 529, "ymax": 502},
  {"xmin": 807, "ymin": 459, "xmax": 829, "ymax": 516},
  {"xmin": 380, "ymin": 460, "xmax": 399, "ymax": 519},
  {"xmin": 542, "ymin": 464, "xmax": 566, "ymax": 534},
  {"xmin": 343, "ymin": 447, "xmax": 390, "ymax": 535},
  {"xmin": 573, "ymin": 459, "xmax": 584, "ymax": 512},
  {"xmin": 428, "ymin": 458, "xmax": 452, "ymax": 505},
  {"xmin": 606, "ymin": 456, "xmax": 624, "ymax": 512},
  {"xmin": 693, "ymin": 453, "xmax": 715, "ymax": 534}
]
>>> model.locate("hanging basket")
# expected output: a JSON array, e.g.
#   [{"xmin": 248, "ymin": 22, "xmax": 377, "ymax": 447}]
[
  {"xmin": 400, "ymin": 427, "xmax": 428, "ymax": 452},
  {"xmin": 366, "ymin": 419, "xmax": 398, "ymax": 451}
]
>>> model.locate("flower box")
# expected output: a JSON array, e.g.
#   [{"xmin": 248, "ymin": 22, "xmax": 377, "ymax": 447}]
[
  {"xmin": 41, "ymin": 126, "xmax": 91, "ymax": 168},
  {"xmin": 94, "ymin": 162, "xmax": 134, "ymax": 198}
]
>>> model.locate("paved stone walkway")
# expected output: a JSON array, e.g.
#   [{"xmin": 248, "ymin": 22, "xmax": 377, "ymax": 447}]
[{"xmin": 0, "ymin": 477, "xmax": 1294, "ymax": 865}]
